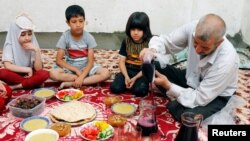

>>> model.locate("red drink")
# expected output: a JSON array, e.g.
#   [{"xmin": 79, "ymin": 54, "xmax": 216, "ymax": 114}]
[
  {"xmin": 137, "ymin": 116, "xmax": 158, "ymax": 136},
  {"xmin": 175, "ymin": 124, "xmax": 198, "ymax": 141},
  {"xmin": 142, "ymin": 62, "xmax": 155, "ymax": 82}
]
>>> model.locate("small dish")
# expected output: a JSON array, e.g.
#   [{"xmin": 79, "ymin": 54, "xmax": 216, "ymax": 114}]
[
  {"xmin": 56, "ymin": 89, "xmax": 84, "ymax": 102},
  {"xmin": 108, "ymin": 114, "xmax": 127, "ymax": 127},
  {"xmin": 103, "ymin": 96, "xmax": 121, "ymax": 107},
  {"xmin": 31, "ymin": 88, "xmax": 56, "ymax": 100},
  {"xmin": 50, "ymin": 122, "xmax": 71, "ymax": 137},
  {"xmin": 25, "ymin": 129, "xmax": 59, "ymax": 141},
  {"xmin": 79, "ymin": 121, "xmax": 114, "ymax": 141},
  {"xmin": 20, "ymin": 116, "xmax": 50, "ymax": 132},
  {"xmin": 111, "ymin": 102, "xmax": 136, "ymax": 117}
]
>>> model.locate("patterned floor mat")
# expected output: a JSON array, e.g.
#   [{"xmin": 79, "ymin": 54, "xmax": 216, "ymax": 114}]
[
  {"xmin": 0, "ymin": 49, "xmax": 249, "ymax": 124},
  {"xmin": 0, "ymin": 49, "xmax": 120, "ymax": 81}
]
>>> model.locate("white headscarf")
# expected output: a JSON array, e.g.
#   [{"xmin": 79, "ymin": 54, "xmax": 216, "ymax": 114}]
[{"xmin": 2, "ymin": 14, "xmax": 39, "ymax": 67}]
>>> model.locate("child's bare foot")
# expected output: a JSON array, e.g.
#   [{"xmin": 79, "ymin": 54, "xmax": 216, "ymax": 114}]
[
  {"xmin": 10, "ymin": 84, "xmax": 22, "ymax": 90},
  {"xmin": 40, "ymin": 83, "xmax": 45, "ymax": 88},
  {"xmin": 0, "ymin": 81, "xmax": 6, "ymax": 84},
  {"xmin": 58, "ymin": 82, "xmax": 73, "ymax": 89}
]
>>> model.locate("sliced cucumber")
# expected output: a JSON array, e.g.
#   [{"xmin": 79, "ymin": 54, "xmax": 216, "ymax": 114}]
[{"xmin": 64, "ymin": 95, "xmax": 72, "ymax": 101}]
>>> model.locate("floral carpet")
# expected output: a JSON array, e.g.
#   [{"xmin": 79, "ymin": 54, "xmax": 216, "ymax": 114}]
[{"xmin": 0, "ymin": 48, "xmax": 249, "ymax": 141}]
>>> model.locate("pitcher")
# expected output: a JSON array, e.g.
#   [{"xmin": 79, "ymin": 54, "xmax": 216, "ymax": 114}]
[
  {"xmin": 175, "ymin": 112, "xmax": 203, "ymax": 141},
  {"xmin": 141, "ymin": 54, "xmax": 155, "ymax": 97},
  {"xmin": 137, "ymin": 101, "xmax": 158, "ymax": 136}
]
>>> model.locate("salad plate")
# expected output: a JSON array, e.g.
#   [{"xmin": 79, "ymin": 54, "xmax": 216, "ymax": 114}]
[
  {"xmin": 56, "ymin": 89, "xmax": 83, "ymax": 101},
  {"xmin": 79, "ymin": 121, "xmax": 114, "ymax": 141}
]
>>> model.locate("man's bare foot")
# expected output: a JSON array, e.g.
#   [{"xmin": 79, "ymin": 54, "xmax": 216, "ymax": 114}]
[{"xmin": 58, "ymin": 82, "xmax": 73, "ymax": 89}]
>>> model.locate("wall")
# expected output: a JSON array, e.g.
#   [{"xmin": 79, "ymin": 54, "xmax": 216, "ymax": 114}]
[
  {"xmin": 0, "ymin": 0, "xmax": 248, "ymax": 42},
  {"xmin": 241, "ymin": 0, "xmax": 250, "ymax": 44}
]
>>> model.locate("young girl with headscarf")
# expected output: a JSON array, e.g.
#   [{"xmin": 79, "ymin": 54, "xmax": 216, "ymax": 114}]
[{"xmin": 0, "ymin": 14, "xmax": 49, "ymax": 90}]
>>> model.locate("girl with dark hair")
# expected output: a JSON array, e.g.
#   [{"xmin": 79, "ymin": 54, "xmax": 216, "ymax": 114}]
[{"xmin": 110, "ymin": 12, "xmax": 152, "ymax": 97}]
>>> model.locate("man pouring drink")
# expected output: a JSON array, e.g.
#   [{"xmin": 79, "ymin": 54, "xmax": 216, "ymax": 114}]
[{"xmin": 140, "ymin": 13, "xmax": 239, "ymax": 122}]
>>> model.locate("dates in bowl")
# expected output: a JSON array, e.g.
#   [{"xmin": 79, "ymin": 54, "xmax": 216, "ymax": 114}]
[{"xmin": 7, "ymin": 94, "xmax": 45, "ymax": 118}]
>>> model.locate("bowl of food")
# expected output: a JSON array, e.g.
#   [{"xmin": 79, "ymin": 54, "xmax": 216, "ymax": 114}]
[
  {"xmin": 56, "ymin": 89, "xmax": 83, "ymax": 101},
  {"xmin": 103, "ymin": 96, "xmax": 121, "ymax": 107},
  {"xmin": 108, "ymin": 114, "xmax": 127, "ymax": 127},
  {"xmin": 111, "ymin": 102, "xmax": 136, "ymax": 117},
  {"xmin": 7, "ymin": 94, "xmax": 45, "ymax": 118},
  {"xmin": 31, "ymin": 88, "xmax": 56, "ymax": 100},
  {"xmin": 79, "ymin": 121, "xmax": 114, "ymax": 141},
  {"xmin": 50, "ymin": 122, "xmax": 71, "ymax": 137},
  {"xmin": 25, "ymin": 129, "xmax": 59, "ymax": 141},
  {"xmin": 20, "ymin": 116, "xmax": 50, "ymax": 132}
]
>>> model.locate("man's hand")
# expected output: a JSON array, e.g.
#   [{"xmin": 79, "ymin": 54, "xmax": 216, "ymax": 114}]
[
  {"xmin": 154, "ymin": 71, "xmax": 172, "ymax": 90},
  {"xmin": 139, "ymin": 48, "xmax": 156, "ymax": 61}
]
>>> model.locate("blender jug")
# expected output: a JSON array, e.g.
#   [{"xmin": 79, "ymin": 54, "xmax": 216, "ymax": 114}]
[{"xmin": 175, "ymin": 112, "xmax": 203, "ymax": 141}]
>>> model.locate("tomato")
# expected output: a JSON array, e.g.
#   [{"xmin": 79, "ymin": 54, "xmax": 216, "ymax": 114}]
[
  {"xmin": 81, "ymin": 127, "xmax": 99, "ymax": 140},
  {"xmin": 57, "ymin": 92, "xmax": 65, "ymax": 99},
  {"xmin": 87, "ymin": 134, "xmax": 97, "ymax": 140}
]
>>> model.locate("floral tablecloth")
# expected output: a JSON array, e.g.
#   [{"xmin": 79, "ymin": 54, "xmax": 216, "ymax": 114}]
[{"xmin": 0, "ymin": 83, "xmax": 208, "ymax": 141}]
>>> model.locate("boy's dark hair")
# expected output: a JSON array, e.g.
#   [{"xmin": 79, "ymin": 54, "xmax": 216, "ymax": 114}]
[
  {"xmin": 125, "ymin": 12, "xmax": 152, "ymax": 41},
  {"xmin": 65, "ymin": 5, "xmax": 85, "ymax": 22}
]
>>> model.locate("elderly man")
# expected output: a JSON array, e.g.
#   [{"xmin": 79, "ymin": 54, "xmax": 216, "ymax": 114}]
[{"xmin": 140, "ymin": 14, "xmax": 239, "ymax": 121}]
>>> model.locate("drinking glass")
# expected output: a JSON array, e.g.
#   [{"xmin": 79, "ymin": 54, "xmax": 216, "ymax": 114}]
[
  {"xmin": 149, "ymin": 133, "xmax": 161, "ymax": 141},
  {"xmin": 137, "ymin": 100, "xmax": 158, "ymax": 136},
  {"xmin": 139, "ymin": 99, "xmax": 156, "ymax": 114},
  {"xmin": 119, "ymin": 126, "xmax": 142, "ymax": 141}
]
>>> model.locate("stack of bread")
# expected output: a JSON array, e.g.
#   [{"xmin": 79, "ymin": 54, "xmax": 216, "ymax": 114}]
[{"xmin": 49, "ymin": 101, "xmax": 96, "ymax": 126}]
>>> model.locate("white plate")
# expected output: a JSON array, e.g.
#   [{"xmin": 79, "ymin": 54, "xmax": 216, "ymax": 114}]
[
  {"xmin": 79, "ymin": 121, "xmax": 114, "ymax": 141},
  {"xmin": 56, "ymin": 89, "xmax": 84, "ymax": 102}
]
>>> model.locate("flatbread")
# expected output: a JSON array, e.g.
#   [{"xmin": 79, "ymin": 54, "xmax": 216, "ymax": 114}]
[
  {"xmin": 50, "ymin": 101, "xmax": 96, "ymax": 123},
  {"xmin": 49, "ymin": 114, "xmax": 96, "ymax": 126}
]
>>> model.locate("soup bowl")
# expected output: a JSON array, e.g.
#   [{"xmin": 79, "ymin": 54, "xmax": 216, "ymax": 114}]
[
  {"xmin": 25, "ymin": 129, "xmax": 59, "ymax": 141},
  {"xmin": 32, "ymin": 88, "xmax": 56, "ymax": 100},
  {"xmin": 20, "ymin": 116, "xmax": 50, "ymax": 132}
]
